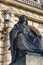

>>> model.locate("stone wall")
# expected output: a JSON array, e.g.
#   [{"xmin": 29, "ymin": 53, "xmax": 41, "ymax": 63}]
[{"xmin": 0, "ymin": 3, "xmax": 43, "ymax": 65}]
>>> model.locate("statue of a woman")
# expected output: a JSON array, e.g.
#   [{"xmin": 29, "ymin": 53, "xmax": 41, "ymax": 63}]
[{"xmin": 9, "ymin": 15, "xmax": 43, "ymax": 65}]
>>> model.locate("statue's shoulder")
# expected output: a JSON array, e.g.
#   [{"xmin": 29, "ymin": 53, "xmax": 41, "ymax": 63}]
[
  {"xmin": 9, "ymin": 24, "xmax": 17, "ymax": 34},
  {"xmin": 14, "ymin": 23, "xmax": 22, "ymax": 29}
]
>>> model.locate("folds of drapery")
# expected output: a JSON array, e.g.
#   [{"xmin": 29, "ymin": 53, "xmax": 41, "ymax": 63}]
[
  {"xmin": 9, "ymin": 23, "xmax": 43, "ymax": 63},
  {"xmin": 17, "ymin": 32, "xmax": 43, "ymax": 53}
]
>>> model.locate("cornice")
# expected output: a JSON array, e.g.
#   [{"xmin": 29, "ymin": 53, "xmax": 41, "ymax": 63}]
[
  {"xmin": 0, "ymin": 0, "xmax": 43, "ymax": 16},
  {"xmin": 15, "ymin": 13, "xmax": 43, "ymax": 24}
]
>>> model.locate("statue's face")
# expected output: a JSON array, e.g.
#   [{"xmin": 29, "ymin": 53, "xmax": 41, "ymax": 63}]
[
  {"xmin": 19, "ymin": 15, "xmax": 27, "ymax": 25},
  {"xmin": 23, "ymin": 17, "xmax": 27, "ymax": 25}
]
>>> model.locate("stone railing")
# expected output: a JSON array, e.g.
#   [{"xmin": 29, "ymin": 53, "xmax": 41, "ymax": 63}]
[{"xmin": 14, "ymin": 0, "xmax": 42, "ymax": 9}]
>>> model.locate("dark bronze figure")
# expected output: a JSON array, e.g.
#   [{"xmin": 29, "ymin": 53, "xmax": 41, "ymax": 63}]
[{"xmin": 9, "ymin": 15, "xmax": 43, "ymax": 65}]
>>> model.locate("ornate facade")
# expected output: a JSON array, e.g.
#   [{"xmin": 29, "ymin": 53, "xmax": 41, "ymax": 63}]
[{"xmin": 0, "ymin": 0, "xmax": 43, "ymax": 65}]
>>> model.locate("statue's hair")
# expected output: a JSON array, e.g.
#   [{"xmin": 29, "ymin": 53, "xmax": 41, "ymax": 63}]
[{"xmin": 18, "ymin": 15, "xmax": 28, "ymax": 25}]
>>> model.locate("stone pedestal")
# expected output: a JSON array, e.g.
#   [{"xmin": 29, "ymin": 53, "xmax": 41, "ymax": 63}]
[{"xmin": 26, "ymin": 55, "xmax": 43, "ymax": 65}]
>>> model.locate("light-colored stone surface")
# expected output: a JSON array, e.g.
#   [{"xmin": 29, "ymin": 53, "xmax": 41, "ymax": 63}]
[
  {"xmin": 4, "ymin": 40, "xmax": 10, "ymax": 48},
  {"xmin": 4, "ymin": 47, "xmax": 11, "ymax": 54},
  {"xmin": 3, "ymin": 61, "xmax": 11, "ymax": 65},
  {"xmin": 0, "ymin": 55, "xmax": 3, "ymax": 62},
  {"xmin": 0, "ymin": 63, "xmax": 3, "ymax": 65},
  {"xmin": 0, "ymin": 40, "xmax": 4, "ymax": 48},
  {"xmin": 4, "ymin": 54, "xmax": 11, "ymax": 61},
  {"xmin": 0, "ymin": 48, "xmax": 4, "ymax": 55},
  {"xmin": 26, "ymin": 55, "xmax": 43, "ymax": 65}
]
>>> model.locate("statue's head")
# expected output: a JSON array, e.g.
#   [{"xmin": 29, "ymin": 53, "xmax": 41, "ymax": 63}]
[{"xmin": 19, "ymin": 15, "xmax": 28, "ymax": 25}]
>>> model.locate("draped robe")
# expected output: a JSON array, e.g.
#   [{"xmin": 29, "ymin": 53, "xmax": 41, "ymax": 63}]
[{"xmin": 9, "ymin": 23, "xmax": 43, "ymax": 65}]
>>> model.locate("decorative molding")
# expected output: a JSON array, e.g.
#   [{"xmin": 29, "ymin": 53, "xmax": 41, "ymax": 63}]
[
  {"xmin": 15, "ymin": 13, "xmax": 43, "ymax": 24},
  {"xmin": 0, "ymin": 0, "xmax": 43, "ymax": 16},
  {"xmin": 17, "ymin": 0, "xmax": 41, "ymax": 9}
]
